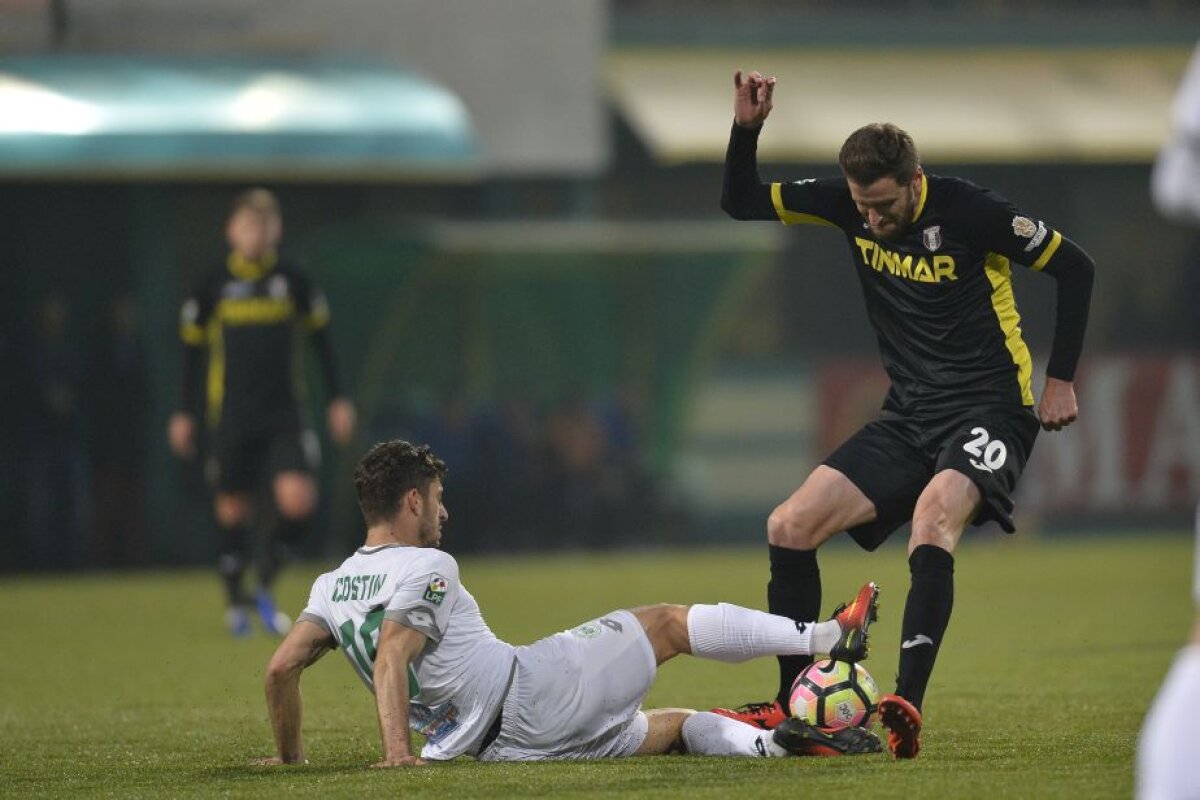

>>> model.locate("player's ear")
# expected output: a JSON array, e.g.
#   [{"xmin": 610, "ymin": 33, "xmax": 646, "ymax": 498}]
[
  {"xmin": 912, "ymin": 166, "xmax": 924, "ymax": 190},
  {"xmin": 404, "ymin": 487, "xmax": 422, "ymax": 516}
]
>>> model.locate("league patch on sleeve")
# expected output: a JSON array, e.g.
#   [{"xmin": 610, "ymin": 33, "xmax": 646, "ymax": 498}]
[
  {"xmin": 423, "ymin": 575, "xmax": 448, "ymax": 605},
  {"xmin": 1011, "ymin": 216, "xmax": 1037, "ymax": 238}
]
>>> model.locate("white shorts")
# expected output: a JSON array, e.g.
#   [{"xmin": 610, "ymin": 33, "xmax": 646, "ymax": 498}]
[{"xmin": 477, "ymin": 609, "xmax": 656, "ymax": 761}]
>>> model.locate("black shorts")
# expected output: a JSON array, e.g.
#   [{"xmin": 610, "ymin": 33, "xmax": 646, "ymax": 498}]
[
  {"xmin": 205, "ymin": 426, "xmax": 320, "ymax": 494},
  {"xmin": 823, "ymin": 405, "xmax": 1040, "ymax": 551}
]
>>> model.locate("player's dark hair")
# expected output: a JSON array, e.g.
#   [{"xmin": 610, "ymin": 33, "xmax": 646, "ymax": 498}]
[
  {"xmin": 231, "ymin": 187, "xmax": 280, "ymax": 218},
  {"xmin": 838, "ymin": 123, "xmax": 920, "ymax": 185},
  {"xmin": 354, "ymin": 440, "xmax": 448, "ymax": 525}
]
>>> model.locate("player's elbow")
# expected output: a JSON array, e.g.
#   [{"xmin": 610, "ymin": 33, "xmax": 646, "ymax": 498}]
[
  {"xmin": 721, "ymin": 190, "xmax": 752, "ymax": 220},
  {"xmin": 265, "ymin": 653, "xmax": 303, "ymax": 685},
  {"xmin": 1046, "ymin": 237, "xmax": 1096, "ymax": 285}
]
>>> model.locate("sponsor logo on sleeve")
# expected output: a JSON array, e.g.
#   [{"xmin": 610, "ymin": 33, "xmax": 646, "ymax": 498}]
[{"xmin": 423, "ymin": 575, "xmax": 448, "ymax": 605}]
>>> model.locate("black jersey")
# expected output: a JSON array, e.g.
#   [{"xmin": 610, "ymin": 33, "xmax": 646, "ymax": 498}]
[
  {"xmin": 179, "ymin": 253, "xmax": 333, "ymax": 434},
  {"xmin": 770, "ymin": 173, "xmax": 1063, "ymax": 413}
]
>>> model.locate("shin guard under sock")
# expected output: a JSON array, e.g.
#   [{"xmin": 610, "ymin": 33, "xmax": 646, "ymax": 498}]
[{"xmin": 768, "ymin": 544, "xmax": 821, "ymax": 708}]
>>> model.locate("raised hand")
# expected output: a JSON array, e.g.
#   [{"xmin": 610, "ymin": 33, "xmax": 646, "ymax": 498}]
[{"xmin": 733, "ymin": 69, "xmax": 776, "ymax": 128}]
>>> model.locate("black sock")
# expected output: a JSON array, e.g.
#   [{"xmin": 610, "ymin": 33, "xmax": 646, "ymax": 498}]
[
  {"xmin": 258, "ymin": 516, "xmax": 307, "ymax": 591},
  {"xmin": 217, "ymin": 524, "xmax": 250, "ymax": 607},
  {"xmin": 768, "ymin": 544, "xmax": 821, "ymax": 709},
  {"xmin": 896, "ymin": 544, "xmax": 955, "ymax": 712}
]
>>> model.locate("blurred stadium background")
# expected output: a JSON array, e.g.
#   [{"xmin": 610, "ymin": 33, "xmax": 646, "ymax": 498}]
[{"xmin": 1, "ymin": 0, "xmax": 1198, "ymax": 572}]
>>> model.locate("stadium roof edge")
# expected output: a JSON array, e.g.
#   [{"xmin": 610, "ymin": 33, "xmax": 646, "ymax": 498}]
[
  {"xmin": 0, "ymin": 55, "xmax": 481, "ymax": 180},
  {"xmin": 607, "ymin": 46, "xmax": 1194, "ymax": 165}
]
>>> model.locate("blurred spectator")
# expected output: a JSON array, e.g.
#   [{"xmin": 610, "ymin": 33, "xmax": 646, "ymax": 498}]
[
  {"xmin": 365, "ymin": 384, "xmax": 672, "ymax": 553},
  {"xmin": 411, "ymin": 391, "xmax": 484, "ymax": 550},
  {"xmin": 24, "ymin": 292, "xmax": 91, "ymax": 569},
  {"xmin": 0, "ymin": 316, "xmax": 24, "ymax": 569},
  {"xmin": 88, "ymin": 291, "xmax": 148, "ymax": 566},
  {"xmin": 473, "ymin": 391, "xmax": 553, "ymax": 550},
  {"xmin": 547, "ymin": 392, "xmax": 610, "ymax": 548}
]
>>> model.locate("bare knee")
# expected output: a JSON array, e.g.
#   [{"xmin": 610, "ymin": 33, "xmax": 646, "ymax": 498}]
[
  {"xmin": 767, "ymin": 501, "xmax": 826, "ymax": 550},
  {"xmin": 214, "ymin": 493, "xmax": 252, "ymax": 528},
  {"xmin": 910, "ymin": 474, "xmax": 978, "ymax": 554},
  {"xmin": 632, "ymin": 604, "xmax": 691, "ymax": 665},
  {"xmin": 766, "ymin": 467, "xmax": 874, "ymax": 549},
  {"xmin": 274, "ymin": 473, "xmax": 316, "ymax": 520}
]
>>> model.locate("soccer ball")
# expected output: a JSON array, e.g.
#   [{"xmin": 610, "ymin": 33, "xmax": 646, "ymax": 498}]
[{"xmin": 789, "ymin": 659, "xmax": 880, "ymax": 730}]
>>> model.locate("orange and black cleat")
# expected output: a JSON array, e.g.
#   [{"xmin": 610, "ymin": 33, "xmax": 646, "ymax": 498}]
[
  {"xmin": 710, "ymin": 699, "xmax": 788, "ymax": 730},
  {"xmin": 828, "ymin": 581, "xmax": 880, "ymax": 662},
  {"xmin": 878, "ymin": 693, "xmax": 922, "ymax": 758}
]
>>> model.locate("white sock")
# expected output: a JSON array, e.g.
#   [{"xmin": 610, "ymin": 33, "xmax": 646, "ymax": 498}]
[
  {"xmin": 687, "ymin": 602, "xmax": 837, "ymax": 662},
  {"xmin": 681, "ymin": 712, "xmax": 788, "ymax": 757}
]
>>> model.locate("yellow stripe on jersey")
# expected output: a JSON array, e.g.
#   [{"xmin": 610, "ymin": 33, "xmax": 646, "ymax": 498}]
[
  {"xmin": 985, "ymin": 253, "xmax": 1034, "ymax": 406},
  {"xmin": 911, "ymin": 173, "xmax": 928, "ymax": 222},
  {"xmin": 771, "ymin": 183, "xmax": 836, "ymax": 227},
  {"xmin": 217, "ymin": 296, "xmax": 296, "ymax": 325},
  {"xmin": 1031, "ymin": 230, "xmax": 1062, "ymax": 271},
  {"xmin": 206, "ymin": 320, "xmax": 225, "ymax": 427},
  {"xmin": 227, "ymin": 251, "xmax": 278, "ymax": 281}
]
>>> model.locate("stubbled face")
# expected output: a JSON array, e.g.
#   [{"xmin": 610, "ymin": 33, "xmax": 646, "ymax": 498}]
[
  {"xmin": 847, "ymin": 171, "xmax": 923, "ymax": 241},
  {"xmin": 226, "ymin": 207, "xmax": 281, "ymax": 261},
  {"xmin": 416, "ymin": 480, "xmax": 448, "ymax": 548}
]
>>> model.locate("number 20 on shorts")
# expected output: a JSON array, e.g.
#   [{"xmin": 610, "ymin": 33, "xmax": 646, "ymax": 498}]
[{"xmin": 962, "ymin": 427, "xmax": 1007, "ymax": 473}]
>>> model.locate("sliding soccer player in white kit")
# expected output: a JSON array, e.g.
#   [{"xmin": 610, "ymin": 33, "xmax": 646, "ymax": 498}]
[{"xmin": 254, "ymin": 440, "xmax": 883, "ymax": 767}]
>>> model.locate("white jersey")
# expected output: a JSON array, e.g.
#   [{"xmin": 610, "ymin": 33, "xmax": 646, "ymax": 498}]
[{"xmin": 298, "ymin": 543, "xmax": 516, "ymax": 760}]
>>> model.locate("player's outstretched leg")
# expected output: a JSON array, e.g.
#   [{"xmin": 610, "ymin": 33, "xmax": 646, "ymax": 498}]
[
  {"xmin": 218, "ymin": 530, "xmax": 252, "ymax": 637},
  {"xmin": 878, "ymin": 693, "xmax": 923, "ymax": 759},
  {"xmin": 828, "ymin": 581, "xmax": 879, "ymax": 662},
  {"xmin": 253, "ymin": 588, "xmax": 292, "ymax": 636},
  {"xmin": 772, "ymin": 718, "xmax": 883, "ymax": 757},
  {"xmin": 711, "ymin": 582, "xmax": 879, "ymax": 729},
  {"xmin": 710, "ymin": 700, "xmax": 790, "ymax": 731}
]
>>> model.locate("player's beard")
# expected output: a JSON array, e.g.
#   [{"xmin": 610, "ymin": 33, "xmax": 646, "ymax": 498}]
[
  {"xmin": 871, "ymin": 184, "xmax": 918, "ymax": 241},
  {"xmin": 417, "ymin": 512, "xmax": 442, "ymax": 548}
]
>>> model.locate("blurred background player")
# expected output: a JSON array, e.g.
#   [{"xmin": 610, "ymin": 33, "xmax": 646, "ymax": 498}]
[
  {"xmin": 714, "ymin": 70, "xmax": 1096, "ymax": 757},
  {"xmin": 1137, "ymin": 39, "xmax": 1200, "ymax": 800},
  {"xmin": 254, "ymin": 439, "xmax": 882, "ymax": 767},
  {"xmin": 168, "ymin": 188, "xmax": 356, "ymax": 636}
]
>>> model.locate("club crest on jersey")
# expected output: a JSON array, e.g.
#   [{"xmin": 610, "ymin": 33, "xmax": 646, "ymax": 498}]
[
  {"xmin": 424, "ymin": 575, "xmax": 448, "ymax": 605},
  {"xmin": 1012, "ymin": 216, "xmax": 1037, "ymax": 238},
  {"xmin": 922, "ymin": 225, "xmax": 942, "ymax": 251}
]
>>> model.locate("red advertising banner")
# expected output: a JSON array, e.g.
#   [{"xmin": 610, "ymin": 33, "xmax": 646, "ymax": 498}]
[{"xmin": 818, "ymin": 355, "xmax": 1200, "ymax": 514}]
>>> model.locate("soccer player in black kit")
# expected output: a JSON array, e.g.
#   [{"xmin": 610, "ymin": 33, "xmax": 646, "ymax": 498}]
[
  {"xmin": 713, "ymin": 71, "xmax": 1095, "ymax": 758},
  {"xmin": 168, "ymin": 189, "xmax": 356, "ymax": 637}
]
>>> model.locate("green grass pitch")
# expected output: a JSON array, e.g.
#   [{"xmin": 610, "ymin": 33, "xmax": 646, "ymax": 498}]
[{"xmin": 2, "ymin": 534, "xmax": 1191, "ymax": 798}]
